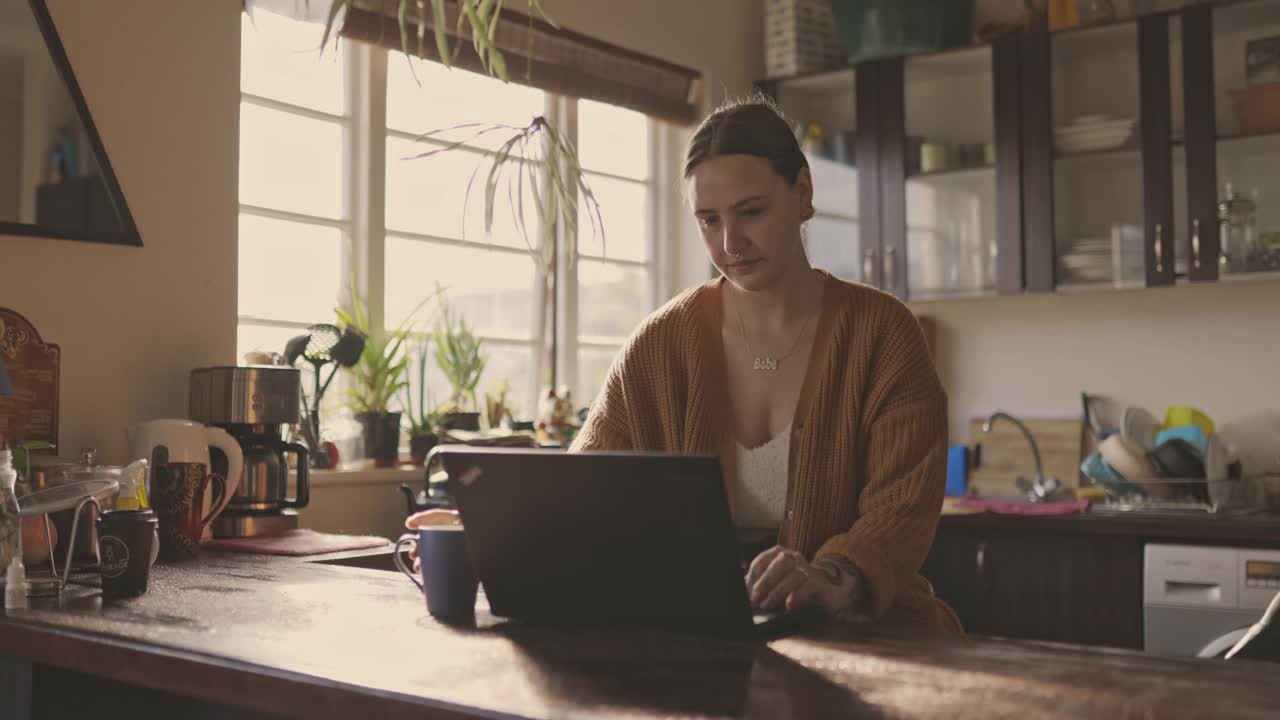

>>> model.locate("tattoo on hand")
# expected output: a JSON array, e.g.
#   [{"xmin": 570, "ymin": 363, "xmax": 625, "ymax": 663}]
[
  {"xmin": 813, "ymin": 555, "xmax": 865, "ymax": 608},
  {"xmin": 812, "ymin": 561, "xmax": 842, "ymax": 586}
]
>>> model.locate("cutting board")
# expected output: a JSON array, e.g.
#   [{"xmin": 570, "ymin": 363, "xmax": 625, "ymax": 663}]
[{"xmin": 968, "ymin": 416, "xmax": 1084, "ymax": 497}]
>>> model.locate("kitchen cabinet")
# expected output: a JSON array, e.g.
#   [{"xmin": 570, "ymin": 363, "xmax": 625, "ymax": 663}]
[
  {"xmin": 922, "ymin": 511, "xmax": 1280, "ymax": 648},
  {"xmin": 765, "ymin": 41, "xmax": 1024, "ymax": 300},
  {"xmin": 922, "ymin": 526, "xmax": 1145, "ymax": 648},
  {"xmin": 761, "ymin": 0, "xmax": 1280, "ymax": 300},
  {"xmin": 1021, "ymin": 15, "xmax": 1183, "ymax": 291}
]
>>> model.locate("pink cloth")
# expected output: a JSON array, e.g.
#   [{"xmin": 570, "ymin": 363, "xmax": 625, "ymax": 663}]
[
  {"xmin": 950, "ymin": 498, "xmax": 1090, "ymax": 516},
  {"xmin": 205, "ymin": 528, "xmax": 391, "ymax": 556}
]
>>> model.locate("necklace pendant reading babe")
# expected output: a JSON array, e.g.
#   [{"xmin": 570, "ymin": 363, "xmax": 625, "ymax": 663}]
[{"xmin": 752, "ymin": 357, "xmax": 779, "ymax": 372}]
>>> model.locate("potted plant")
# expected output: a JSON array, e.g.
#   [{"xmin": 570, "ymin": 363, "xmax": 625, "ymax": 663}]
[
  {"xmin": 433, "ymin": 299, "xmax": 486, "ymax": 432},
  {"xmin": 336, "ymin": 284, "xmax": 434, "ymax": 467},
  {"xmin": 403, "ymin": 333, "xmax": 440, "ymax": 465}
]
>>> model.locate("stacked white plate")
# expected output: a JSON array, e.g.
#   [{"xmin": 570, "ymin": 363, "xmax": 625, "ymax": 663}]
[
  {"xmin": 1055, "ymin": 115, "xmax": 1136, "ymax": 154},
  {"xmin": 1059, "ymin": 237, "xmax": 1113, "ymax": 282}
]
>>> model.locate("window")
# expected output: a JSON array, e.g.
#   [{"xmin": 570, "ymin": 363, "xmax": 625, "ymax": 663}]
[
  {"xmin": 239, "ymin": 9, "xmax": 658, "ymax": 432},
  {"xmin": 237, "ymin": 9, "xmax": 348, "ymax": 368}
]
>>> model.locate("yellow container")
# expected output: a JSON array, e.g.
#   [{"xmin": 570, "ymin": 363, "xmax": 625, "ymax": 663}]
[{"xmin": 1164, "ymin": 407, "xmax": 1215, "ymax": 436}]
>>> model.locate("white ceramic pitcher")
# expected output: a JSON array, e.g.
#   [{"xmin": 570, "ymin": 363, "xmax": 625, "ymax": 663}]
[{"xmin": 128, "ymin": 419, "xmax": 244, "ymax": 541}]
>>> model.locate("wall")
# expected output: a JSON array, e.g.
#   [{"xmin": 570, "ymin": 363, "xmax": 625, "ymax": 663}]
[
  {"xmin": 0, "ymin": 0, "xmax": 240, "ymax": 463},
  {"xmin": 917, "ymin": 278, "xmax": 1280, "ymax": 449}
]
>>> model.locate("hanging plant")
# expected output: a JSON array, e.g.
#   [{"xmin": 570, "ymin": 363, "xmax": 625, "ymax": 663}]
[{"xmin": 317, "ymin": 0, "xmax": 605, "ymax": 271}]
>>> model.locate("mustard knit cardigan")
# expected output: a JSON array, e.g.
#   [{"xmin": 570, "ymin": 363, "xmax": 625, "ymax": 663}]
[{"xmin": 571, "ymin": 271, "xmax": 961, "ymax": 632}]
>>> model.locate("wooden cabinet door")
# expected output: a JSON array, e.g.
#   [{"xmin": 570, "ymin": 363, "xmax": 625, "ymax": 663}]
[
  {"xmin": 923, "ymin": 529, "xmax": 1145, "ymax": 648},
  {"xmin": 921, "ymin": 531, "xmax": 992, "ymax": 634}
]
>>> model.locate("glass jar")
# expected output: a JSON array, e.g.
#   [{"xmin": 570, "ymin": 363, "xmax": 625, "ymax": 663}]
[
  {"xmin": 1218, "ymin": 182, "xmax": 1258, "ymax": 273},
  {"xmin": 0, "ymin": 449, "xmax": 20, "ymax": 576}
]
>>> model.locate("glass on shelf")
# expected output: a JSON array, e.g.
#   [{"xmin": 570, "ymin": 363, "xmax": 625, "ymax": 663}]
[{"xmin": 904, "ymin": 45, "xmax": 997, "ymax": 298}]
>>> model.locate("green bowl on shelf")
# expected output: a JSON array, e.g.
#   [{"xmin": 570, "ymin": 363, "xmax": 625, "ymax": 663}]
[{"xmin": 830, "ymin": 0, "xmax": 975, "ymax": 65}]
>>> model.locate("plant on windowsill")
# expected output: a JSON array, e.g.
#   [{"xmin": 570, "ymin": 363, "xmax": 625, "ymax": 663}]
[
  {"xmin": 336, "ymin": 283, "xmax": 439, "ymax": 467},
  {"xmin": 433, "ymin": 298, "xmax": 487, "ymax": 432},
  {"xmin": 403, "ymin": 333, "xmax": 441, "ymax": 466}
]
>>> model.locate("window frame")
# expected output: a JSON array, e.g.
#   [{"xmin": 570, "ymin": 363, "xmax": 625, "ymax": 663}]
[{"xmin": 238, "ymin": 31, "xmax": 663, "ymax": 425}]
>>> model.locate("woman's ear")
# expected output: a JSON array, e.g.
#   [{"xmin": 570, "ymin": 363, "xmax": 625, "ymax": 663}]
[{"xmin": 794, "ymin": 167, "xmax": 815, "ymax": 221}]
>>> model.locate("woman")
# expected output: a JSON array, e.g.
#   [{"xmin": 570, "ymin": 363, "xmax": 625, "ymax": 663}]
[
  {"xmin": 409, "ymin": 97, "xmax": 958, "ymax": 632},
  {"xmin": 567, "ymin": 97, "xmax": 960, "ymax": 632}
]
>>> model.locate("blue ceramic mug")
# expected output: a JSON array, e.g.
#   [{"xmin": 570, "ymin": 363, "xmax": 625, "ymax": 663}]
[{"xmin": 393, "ymin": 526, "xmax": 478, "ymax": 621}]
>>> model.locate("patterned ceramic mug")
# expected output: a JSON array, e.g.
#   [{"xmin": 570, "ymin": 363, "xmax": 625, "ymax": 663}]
[{"xmin": 149, "ymin": 461, "xmax": 226, "ymax": 561}]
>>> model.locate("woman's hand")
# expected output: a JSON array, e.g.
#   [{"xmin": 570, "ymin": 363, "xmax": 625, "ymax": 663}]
[
  {"xmin": 404, "ymin": 509, "xmax": 461, "ymax": 572},
  {"xmin": 745, "ymin": 546, "xmax": 865, "ymax": 614}
]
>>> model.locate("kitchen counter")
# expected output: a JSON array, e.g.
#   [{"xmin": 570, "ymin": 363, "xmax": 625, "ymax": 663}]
[
  {"xmin": 2, "ymin": 550, "xmax": 1279, "ymax": 719},
  {"xmin": 939, "ymin": 509, "xmax": 1280, "ymax": 546}
]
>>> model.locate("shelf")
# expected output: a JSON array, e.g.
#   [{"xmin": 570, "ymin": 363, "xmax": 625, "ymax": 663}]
[
  {"xmin": 908, "ymin": 286, "xmax": 998, "ymax": 303},
  {"xmin": 1054, "ymin": 278, "xmax": 1148, "ymax": 295},
  {"xmin": 1213, "ymin": 127, "xmax": 1280, "ymax": 152},
  {"xmin": 906, "ymin": 44, "xmax": 992, "ymax": 79},
  {"xmin": 1052, "ymin": 18, "xmax": 1139, "ymax": 61},
  {"xmin": 772, "ymin": 67, "xmax": 855, "ymax": 94},
  {"xmin": 906, "ymin": 164, "xmax": 994, "ymax": 182},
  {"xmin": 1054, "ymin": 144, "xmax": 1141, "ymax": 163},
  {"xmin": 1214, "ymin": 0, "xmax": 1280, "ymax": 36},
  {"xmin": 1219, "ymin": 268, "xmax": 1280, "ymax": 284}
]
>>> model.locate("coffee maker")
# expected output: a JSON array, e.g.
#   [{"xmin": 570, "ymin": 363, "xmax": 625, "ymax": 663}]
[{"xmin": 190, "ymin": 366, "xmax": 310, "ymax": 538}]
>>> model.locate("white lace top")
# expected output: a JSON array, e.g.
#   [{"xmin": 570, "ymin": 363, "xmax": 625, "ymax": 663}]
[{"xmin": 734, "ymin": 424, "xmax": 791, "ymax": 530}]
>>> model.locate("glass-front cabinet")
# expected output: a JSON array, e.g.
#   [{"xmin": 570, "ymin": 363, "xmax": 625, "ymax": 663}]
[
  {"xmin": 1051, "ymin": 22, "xmax": 1154, "ymax": 290},
  {"xmin": 902, "ymin": 45, "xmax": 1001, "ymax": 299},
  {"xmin": 760, "ymin": 0, "xmax": 1280, "ymax": 301},
  {"xmin": 767, "ymin": 41, "xmax": 1021, "ymax": 301},
  {"xmin": 768, "ymin": 68, "xmax": 864, "ymax": 284}
]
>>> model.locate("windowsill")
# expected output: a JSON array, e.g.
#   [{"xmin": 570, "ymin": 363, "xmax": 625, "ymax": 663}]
[{"xmin": 309, "ymin": 465, "xmax": 424, "ymax": 489}]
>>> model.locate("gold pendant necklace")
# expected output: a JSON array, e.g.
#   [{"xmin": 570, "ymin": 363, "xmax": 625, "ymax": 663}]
[{"xmin": 733, "ymin": 305, "xmax": 813, "ymax": 373}]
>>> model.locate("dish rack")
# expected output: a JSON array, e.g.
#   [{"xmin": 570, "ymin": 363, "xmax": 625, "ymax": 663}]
[{"xmin": 1092, "ymin": 476, "xmax": 1268, "ymax": 514}]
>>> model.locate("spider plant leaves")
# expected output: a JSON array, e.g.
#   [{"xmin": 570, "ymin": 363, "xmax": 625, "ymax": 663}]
[
  {"xmin": 319, "ymin": 0, "xmax": 349, "ymax": 57},
  {"xmin": 317, "ymin": 0, "xmax": 605, "ymax": 271}
]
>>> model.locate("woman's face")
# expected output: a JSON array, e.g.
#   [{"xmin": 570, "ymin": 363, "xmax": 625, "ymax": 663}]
[{"xmin": 688, "ymin": 154, "xmax": 813, "ymax": 292}]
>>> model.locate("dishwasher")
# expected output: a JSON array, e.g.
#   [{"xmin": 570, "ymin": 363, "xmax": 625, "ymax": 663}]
[{"xmin": 1144, "ymin": 543, "xmax": 1280, "ymax": 658}]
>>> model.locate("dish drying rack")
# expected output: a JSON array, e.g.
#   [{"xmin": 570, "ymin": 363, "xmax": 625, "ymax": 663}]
[{"xmin": 1092, "ymin": 475, "xmax": 1271, "ymax": 514}]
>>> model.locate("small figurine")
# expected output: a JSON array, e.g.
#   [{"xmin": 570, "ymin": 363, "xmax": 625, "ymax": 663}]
[{"xmin": 536, "ymin": 386, "xmax": 580, "ymax": 446}]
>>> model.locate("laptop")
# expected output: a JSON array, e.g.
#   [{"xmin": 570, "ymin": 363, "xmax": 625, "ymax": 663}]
[{"xmin": 436, "ymin": 446, "xmax": 820, "ymax": 637}]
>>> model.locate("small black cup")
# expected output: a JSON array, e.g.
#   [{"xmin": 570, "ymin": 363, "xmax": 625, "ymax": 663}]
[
  {"xmin": 394, "ymin": 526, "xmax": 478, "ymax": 621},
  {"xmin": 96, "ymin": 509, "xmax": 158, "ymax": 599}
]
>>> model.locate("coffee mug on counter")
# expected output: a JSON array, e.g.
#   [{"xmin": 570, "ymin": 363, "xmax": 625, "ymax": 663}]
[
  {"xmin": 394, "ymin": 526, "xmax": 478, "ymax": 622},
  {"xmin": 97, "ymin": 509, "xmax": 158, "ymax": 598},
  {"xmin": 149, "ymin": 462, "xmax": 226, "ymax": 560},
  {"xmin": 129, "ymin": 419, "xmax": 243, "ymax": 541}
]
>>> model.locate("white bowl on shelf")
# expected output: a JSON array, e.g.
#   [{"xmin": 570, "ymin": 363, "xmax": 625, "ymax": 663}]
[{"xmin": 1055, "ymin": 132, "xmax": 1134, "ymax": 153}]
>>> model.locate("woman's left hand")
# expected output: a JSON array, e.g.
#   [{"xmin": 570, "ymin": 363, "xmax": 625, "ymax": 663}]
[{"xmin": 745, "ymin": 546, "xmax": 859, "ymax": 614}]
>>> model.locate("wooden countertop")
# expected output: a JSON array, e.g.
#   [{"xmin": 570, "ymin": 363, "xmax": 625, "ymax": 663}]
[
  {"xmin": 938, "ymin": 509, "xmax": 1280, "ymax": 546},
  {"xmin": 2, "ymin": 550, "xmax": 1279, "ymax": 719}
]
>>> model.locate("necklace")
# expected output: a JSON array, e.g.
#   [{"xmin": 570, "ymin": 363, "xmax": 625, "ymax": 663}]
[{"xmin": 732, "ymin": 304, "xmax": 814, "ymax": 372}]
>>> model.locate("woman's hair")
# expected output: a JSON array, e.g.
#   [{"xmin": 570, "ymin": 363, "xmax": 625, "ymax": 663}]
[{"xmin": 683, "ymin": 95, "xmax": 809, "ymax": 185}]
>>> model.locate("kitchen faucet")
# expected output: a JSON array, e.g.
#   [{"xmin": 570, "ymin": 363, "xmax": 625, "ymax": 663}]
[{"xmin": 982, "ymin": 411, "xmax": 1063, "ymax": 502}]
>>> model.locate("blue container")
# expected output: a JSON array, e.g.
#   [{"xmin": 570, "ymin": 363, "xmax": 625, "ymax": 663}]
[
  {"xmin": 945, "ymin": 445, "xmax": 969, "ymax": 497},
  {"xmin": 830, "ymin": 0, "xmax": 976, "ymax": 65}
]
